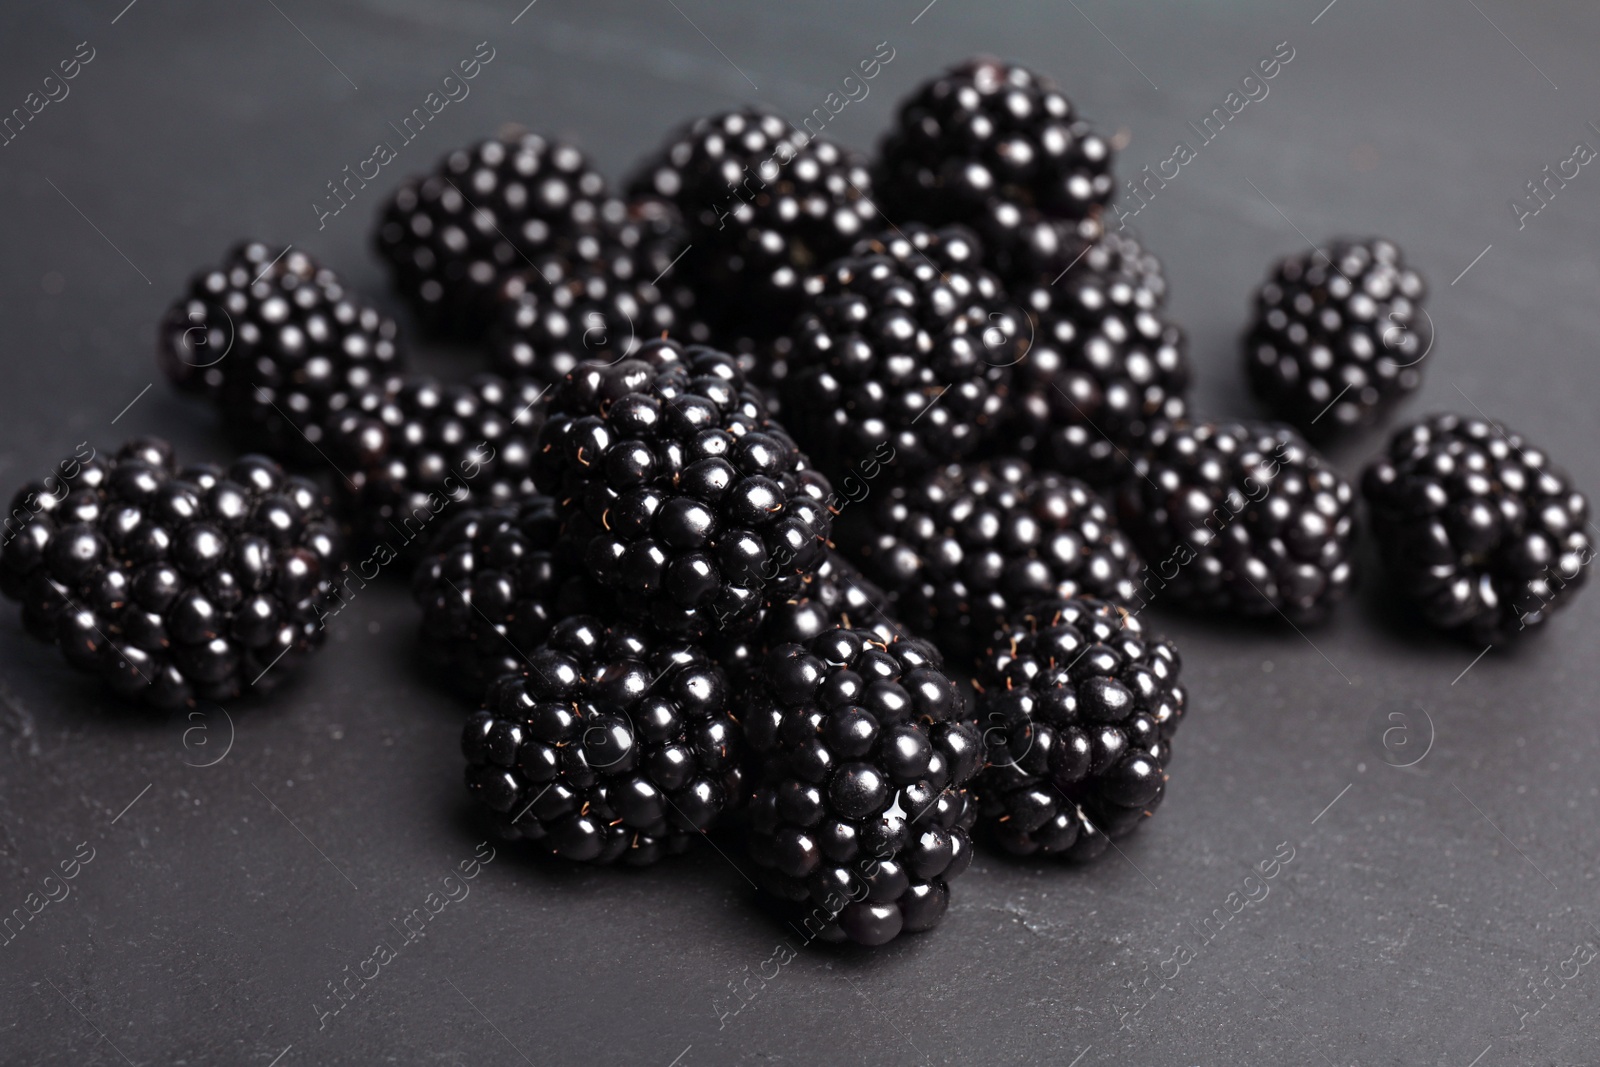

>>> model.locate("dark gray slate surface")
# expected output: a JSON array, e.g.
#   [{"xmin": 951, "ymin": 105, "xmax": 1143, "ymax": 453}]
[{"xmin": 2, "ymin": 1, "xmax": 1598, "ymax": 1063}]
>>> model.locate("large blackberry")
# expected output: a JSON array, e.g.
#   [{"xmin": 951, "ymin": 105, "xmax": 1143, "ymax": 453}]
[
  {"xmin": 1118, "ymin": 421, "xmax": 1357, "ymax": 621},
  {"xmin": 780, "ymin": 233, "xmax": 1019, "ymax": 480},
  {"xmin": 876, "ymin": 58, "xmax": 1115, "ymax": 285},
  {"xmin": 490, "ymin": 198, "xmax": 707, "ymax": 381},
  {"xmin": 158, "ymin": 242, "xmax": 402, "ymax": 464},
  {"xmin": 0, "ymin": 438, "xmax": 341, "ymax": 708},
  {"xmin": 975, "ymin": 598, "xmax": 1184, "ymax": 861},
  {"xmin": 375, "ymin": 133, "xmax": 622, "ymax": 336},
  {"xmin": 711, "ymin": 549, "xmax": 899, "ymax": 690},
  {"xmin": 1005, "ymin": 231, "xmax": 1188, "ymax": 487},
  {"xmin": 462, "ymin": 615, "xmax": 742, "ymax": 865},
  {"xmin": 842, "ymin": 459, "xmax": 1142, "ymax": 667},
  {"xmin": 412, "ymin": 496, "xmax": 611, "ymax": 698},
  {"xmin": 535, "ymin": 339, "xmax": 833, "ymax": 639},
  {"xmin": 333, "ymin": 374, "xmax": 546, "ymax": 557},
  {"xmin": 1246, "ymin": 238, "xmax": 1430, "ymax": 438},
  {"xmin": 743, "ymin": 628, "xmax": 982, "ymax": 946},
  {"xmin": 1362, "ymin": 414, "xmax": 1591, "ymax": 641},
  {"xmin": 627, "ymin": 110, "xmax": 876, "ymax": 337}
]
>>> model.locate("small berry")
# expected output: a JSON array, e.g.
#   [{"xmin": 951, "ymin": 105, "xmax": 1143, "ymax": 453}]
[
  {"xmin": 1362, "ymin": 414, "xmax": 1591, "ymax": 640},
  {"xmin": 1246, "ymin": 238, "xmax": 1430, "ymax": 437},
  {"xmin": 0, "ymin": 438, "xmax": 341, "ymax": 708}
]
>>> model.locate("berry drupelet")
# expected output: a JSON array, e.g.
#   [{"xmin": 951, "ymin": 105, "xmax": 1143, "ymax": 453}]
[
  {"xmin": 875, "ymin": 58, "xmax": 1115, "ymax": 285},
  {"xmin": 1362, "ymin": 414, "xmax": 1591, "ymax": 641},
  {"xmin": 412, "ymin": 496, "xmax": 611, "ymax": 698},
  {"xmin": 1245, "ymin": 238, "xmax": 1430, "ymax": 438},
  {"xmin": 333, "ymin": 374, "xmax": 545, "ymax": 556},
  {"xmin": 158, "ymin": 242, "xmax": 402, "ymax": 464},
  {"xmin": 0, "ymin": 438, "xmax": 341, "ymax": 708},
  {"xmin": 841, "ymin": 458, "xmax": 1142, "ymax": 668},
  {"xmin": 1004, "ymin": 231, "xmax": 1188, "ymax": 487},
  {"xmin": 462, "ymin": 615, "xmax": 743, "ymax": 865},
  {"xmin": 375, "ymin": 133, "xmax": 623, "ymax": 336},
  {"xmin": 535, "ymin": 339, "xmax": 833, "ymax": 639},
  {"xmin": 627, "ymin": 109, "xmax": 877, "ymax": 337},
  {"xmin": 975, "ymin": 597, "xmax": 1184, "ymax": 861},
  {"xmin": 743, "ymin": 628, "xmax": 983, "ymax": 946},
  {"xmin": 1118, "ymin": 421, "xmax": 1357, "ymax": 622},
  {"xmin": 780, "ymin": 238, "xmax": 1019, "ymax": 480}
]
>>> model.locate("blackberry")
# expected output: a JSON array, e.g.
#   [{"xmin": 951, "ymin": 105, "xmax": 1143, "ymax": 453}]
[
  {"xmin": 0, "ymin": 438, "xmax": 341, "ymax": 709},
  {"xmin": 975, "ymin": 598, "xmax": 1184, "ymax": 861},
  {"xmin": 1118, "ymin": 421, "xmax": 1357, "ymax": 621},
  {"xmin": 627, "ymin": 110, "xmax": 876, "ymax": 337},
  {"xmin": 743, "ymin": 628, "xmax": 982, "ymax": 946},
  {"xmin": 535, "ymin": 339, "xmax": 833, "ymax": 639},
  {"xmin": 375, "ymin": 133, "xmax": 622, "ymax": 336},
  {"xmin": 412, "ymin": 496, "xmax": 612, "ymax": 698},
  {"xmin": 462, "ymin": 615, "xmax": 743, "ymax": 865},
  {"xmin": 1005, "ymin": 231, "xmax": 1188, "ymax": 487},
  {"xmin": 1245, "ymin": 238, "xmax": 1430, "ymax": 438},
  {"xmin": 334, "ymin": 374, "xmax": 545, "ymax": 557},
  {"xmin": 158, "ymin": 242, "xmax": 403, "ymax": 464},
  {"xmin": 842, "ymin": 459, "xmax": 1142, "ymax": 667},
  {"xmin": 876, "ymin": 58, "xmax": 1115, "ymax": 285},
  {"xmin": 780, "ymin": 233, "xmax": 1020, "ymax": 480},
  {"xmin": 1362, "ymin": 414, "xmax": 1592, "ymax": 641},
  {"xmin": 711, "ymin": 549, "xmax": 900, "ymax": 689}
]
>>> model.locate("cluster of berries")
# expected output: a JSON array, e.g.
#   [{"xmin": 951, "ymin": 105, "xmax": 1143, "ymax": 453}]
[{"xmin": 2, "ymin": 57, "xmax": 1587, "ymax": 950}]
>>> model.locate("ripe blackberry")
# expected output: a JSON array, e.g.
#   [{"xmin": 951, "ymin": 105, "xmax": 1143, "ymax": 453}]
[
  {"xmin": 1118, "ymin": 421, "xmax": 1357, "ymax": 621},
  {"xmin": 876, "ymin": 58, "xmax": 1115, "ymax": 285},
  {"xmin": 711, "ymin": 549, "xmax": 899, "ymax": 689},
  {"xmin": 535, "ymin": 339, "xmax": 833, "ymax": 639},
  {"xmin": 412, "ymin": 496, "xmax": 612, "ymax": 698},
  {"xmin": 780, "ymin": 236, "xmax": 1020, "ymax": 480},
  {"xmin": 743, "ymin": 628, "xmax": 983, "ymax": 946},
  {"xmin": 0, "ymin": 438, "xmax": 341, "ymax": 709},
  {"xmin": 627, "ymin": 110, "xmax": 876, "ymax": 336},
  {"xmin": 334, "ymin": 374, "xmax": 545, "ymax": 557},
  {"xmin": 462, "ymin": 615, "xmax": 743, "ymax": 865},
  {"xmin": 375, "ymin": 133, "xmax": 622, "ymax": 336},
  {"xmin": 975, "ymin": 598, "xmax": 1184, "ymax": 861},
  {"xmin": 490, "ymin": 260, "xmax": 705, "ymax": 385},
  {"xmin": 1362, "ymin": 414, "xmax": 1592, "ymax": 641},
  {"xmin": 1246, "ymin": 238, "xmax": 1430, "ymax": 437},
  {"xmin": 1004, "ymin": 231, "xmax": 1188, "ymax": 487},
  {"xmin": 842, "ymin": 459, "xmax": 1142, "ymax": 667},
  {"xmin": 158, "ymin": 242, "xmax": 403, "ymax": 464}
]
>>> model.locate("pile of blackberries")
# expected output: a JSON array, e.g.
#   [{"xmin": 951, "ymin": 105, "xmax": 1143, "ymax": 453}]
[{"xmin": 3, "ymin": 56, "xmax": 1588, "ymax": 951}]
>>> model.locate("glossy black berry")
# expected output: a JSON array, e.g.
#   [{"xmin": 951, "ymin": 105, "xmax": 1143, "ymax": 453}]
[
  {"xmin": 158, "ymin": 242, "xmax": 402, "ymax": 464},
  {"xmin": 876, "ymin": 57, "xmax": 1115, "ymax": 285},
  {"xmin": 1118, "ymin": 421, "xmax": 1357, "ymax": 622},
  {"xmin": 974, "ymin": 598, "xmax": 1184, "ymax": 861},
  {"xmin": 333, "ymin": 374, "xmax": 546, "ymax": 557},
  {"xmin": 490, "ymin": 199, "xmax": 708, "ymax": 381},
  {"xmin": 536, "ymin": 339, "xmax": 833, "ymax": 638},
  {"xmin": 1001, "ymin": 232, "xmax": 1188, "ymax": 487},
  {"xmin": 375, "ymin": 133, "xmax": 623, "ymax": 336},
  {"xmin": 840, "ymin": 459, "xmax": 1142, "ymax": 667},
  {"xmin": 744, "ymin": 629, "xmax": 981, "ymax": 946},
  {"xmin": 412, "ymin": 496, "xmax": 613, "ymax": 697},
  {"xmin": 463, "ymin": 616, "xmax": 743, "ymax": 864},
  {"xmin": 0, "ymin": 438, "xmax": 341, "ymax": 708},
  {"xmin": 779, "ymin": 224, "xmax": 1021, "ymax": 480},
  {"xmin": 1246, "ymin": 238, "xmax": 1430, "ymax": 438},
  {"xmin": 1362, "ymin": 414, "xmax": 1591, "ymax": 641},
  {"xmin": 627, "ymin": 110, "xmax": 876, "ymax": 338}
]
